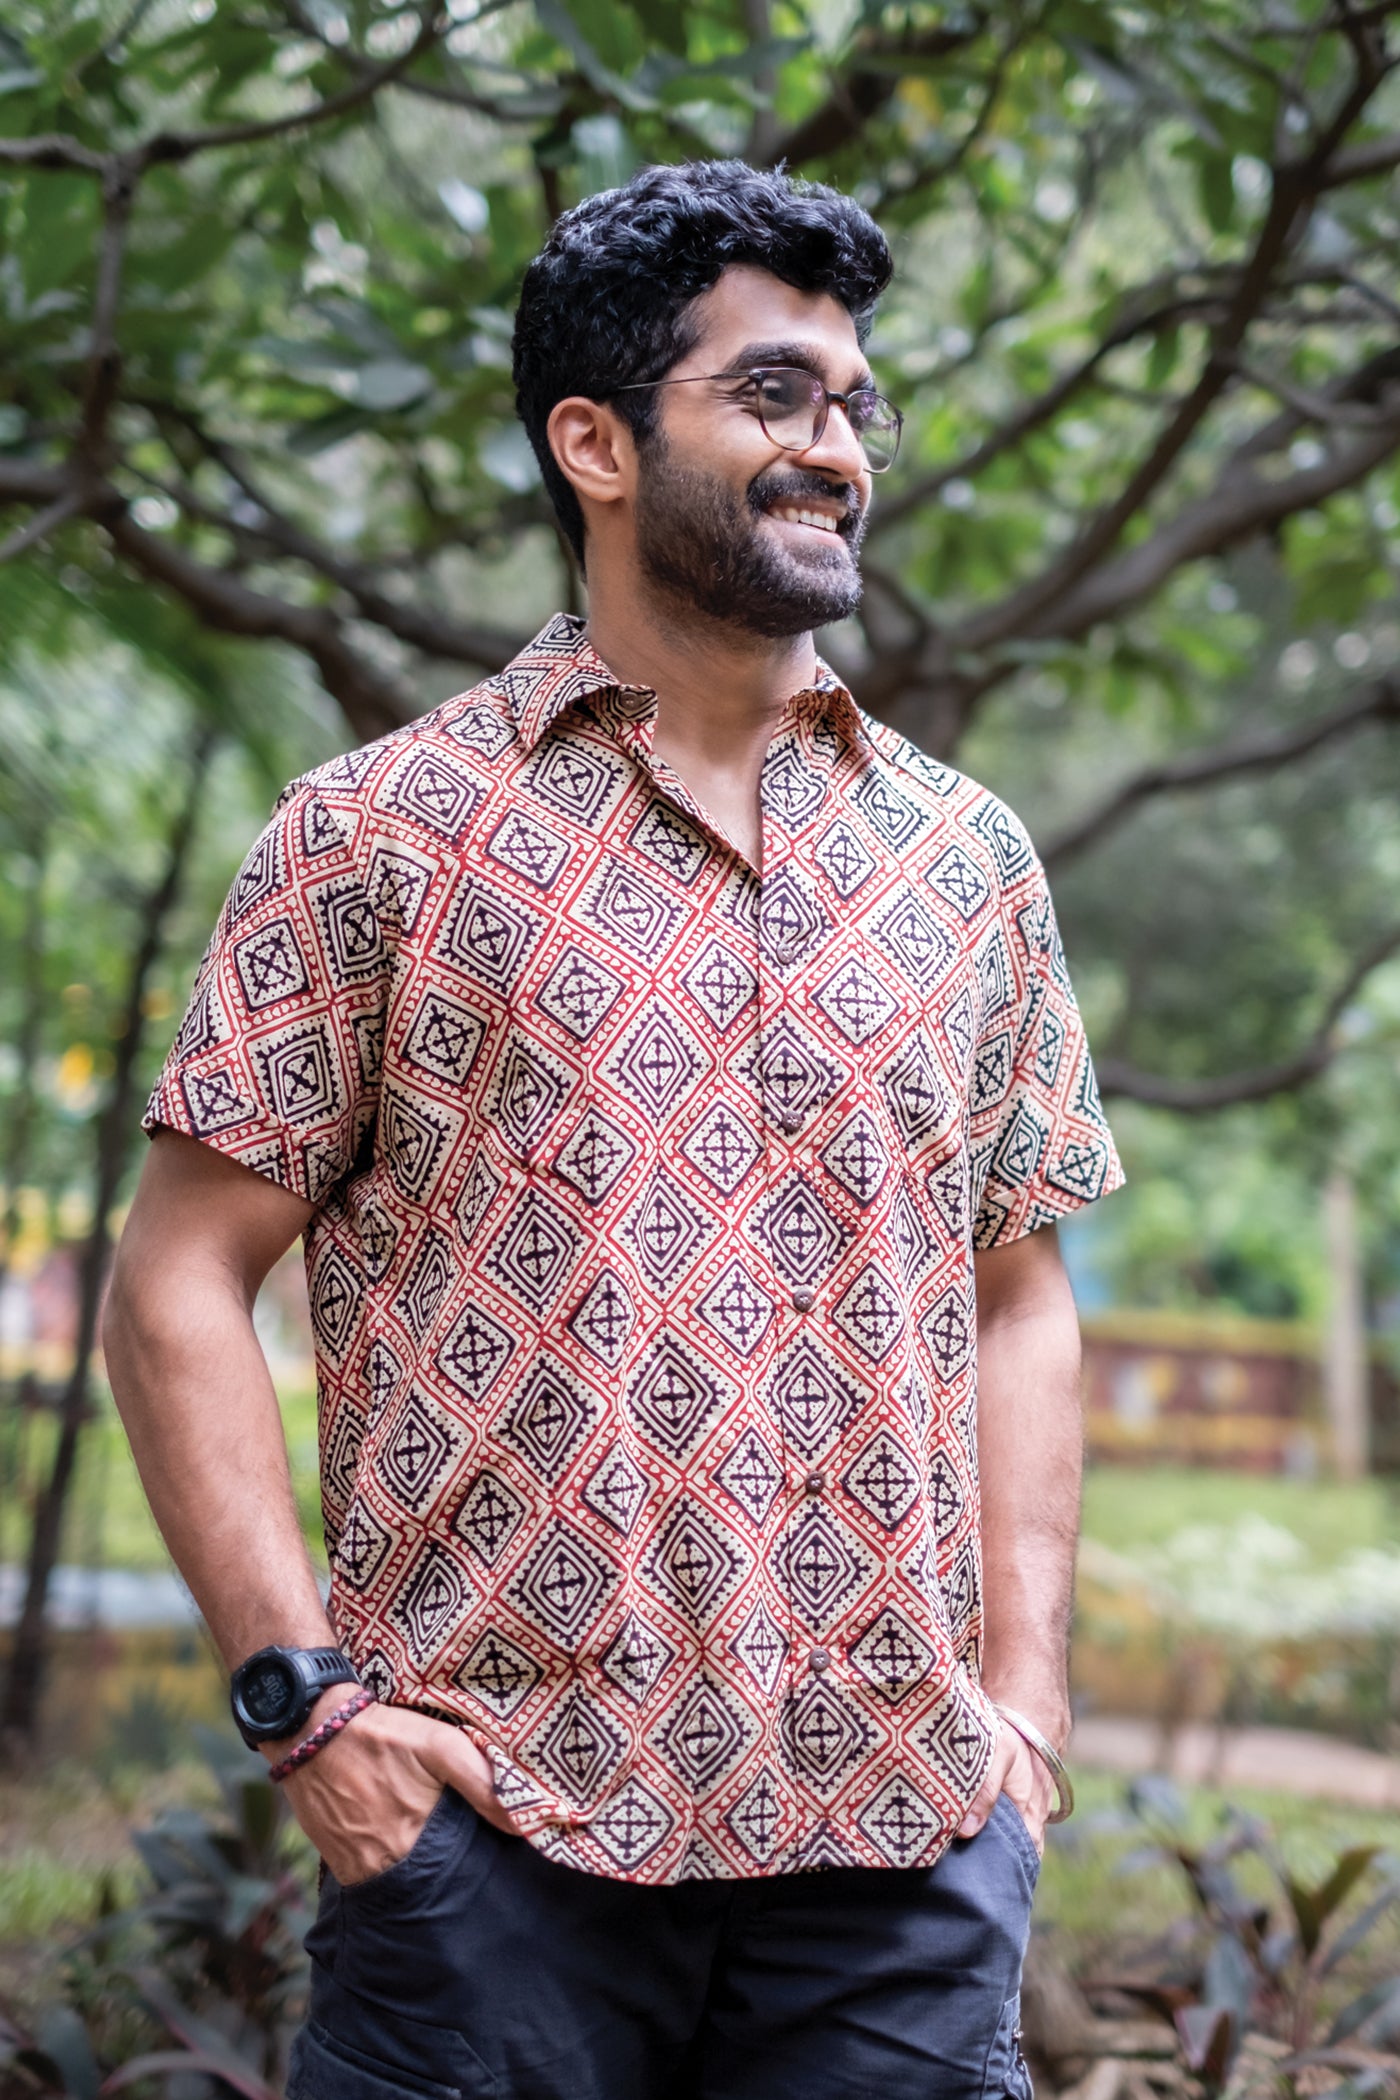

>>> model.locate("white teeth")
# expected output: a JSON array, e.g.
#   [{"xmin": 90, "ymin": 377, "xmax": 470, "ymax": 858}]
[{"xmin": 775, "ymin": 507, "xmax": 838, "ymax": 533}]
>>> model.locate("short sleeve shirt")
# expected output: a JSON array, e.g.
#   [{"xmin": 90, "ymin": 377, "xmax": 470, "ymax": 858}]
[{"xmin": 146, "ymin": 614, "xmax": 1123, "ymax": 1884}]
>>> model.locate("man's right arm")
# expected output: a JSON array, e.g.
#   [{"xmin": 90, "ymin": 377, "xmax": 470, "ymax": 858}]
[{"xmin": 103, "ymin": 1128, "xmax": 514, "ymax": 1877}]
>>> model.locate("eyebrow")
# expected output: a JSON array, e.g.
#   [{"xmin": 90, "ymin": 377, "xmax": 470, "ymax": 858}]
[{"xmin": 723, "ymin": 340, "xmax": 876, "ymax": 393}]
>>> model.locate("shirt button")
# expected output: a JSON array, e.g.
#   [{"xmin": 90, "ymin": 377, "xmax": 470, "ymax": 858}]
[
  {"xmin": 809, "ymin": 1647, "xmax": 831, "ymax": 1673},
  {"xmin": 804, "ymin": 1470, "xmax": 827, "ymax": 1495},
  {"xmin": 773, "ymin": 940, "xmax": 798, "ymax": 966},
  {"xmin": 778, "ymin": 1113, "xmax": 802, "ymax": 1136},
  {"xmin": 790, "ymin": 1286, "xmax": 816, "ymax": 1312}
]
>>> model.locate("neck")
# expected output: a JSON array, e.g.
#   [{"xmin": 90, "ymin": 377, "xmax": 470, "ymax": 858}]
[{"xmin": 583, "ymin": 560, "xmax": 818, "ymax": 761}]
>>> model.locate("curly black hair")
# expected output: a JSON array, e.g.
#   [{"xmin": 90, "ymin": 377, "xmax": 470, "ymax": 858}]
[{"xmin": 512, "ymin": 159, "xmax": 893, "ymax": 565}]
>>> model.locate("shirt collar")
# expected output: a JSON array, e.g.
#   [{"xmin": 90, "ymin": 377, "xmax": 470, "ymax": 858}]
[{"xmin": 495, "ymin": 613, "xmax": 867, "ymax": 753}]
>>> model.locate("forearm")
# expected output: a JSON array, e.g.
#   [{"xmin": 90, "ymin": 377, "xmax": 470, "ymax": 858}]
[
  {"xmin": 974, "ymin": 1243, "xmax": 1083, "ymax": 1748},
  {"xmin": 105, "ymin": 1253, "xmax": 332, "ymax": 1672}
]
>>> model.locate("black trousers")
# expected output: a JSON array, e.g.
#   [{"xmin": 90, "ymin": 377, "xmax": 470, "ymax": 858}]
[{"xmin": 287, "ymin": 1789, "xmax": 1039, "ymax": 2100}]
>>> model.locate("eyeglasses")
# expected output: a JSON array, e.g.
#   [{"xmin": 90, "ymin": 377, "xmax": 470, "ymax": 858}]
[{"xmin": 605, "ymin": 364, "xmax": 903, "ymax": 473}]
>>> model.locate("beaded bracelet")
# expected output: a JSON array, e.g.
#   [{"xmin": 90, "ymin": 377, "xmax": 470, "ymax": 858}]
[
  {"xmin": 268, "ymin": 1685, "xmax": 376, "ymax": 1784},
  {"xmin": 993, "ymin": 1703, "xmax": 1075, "ymax": 1824}
]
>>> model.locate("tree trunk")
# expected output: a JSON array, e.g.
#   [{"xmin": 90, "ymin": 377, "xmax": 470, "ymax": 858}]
[
  {"xmin": 0, "ymin": 731, "xmax": 216, "ymax": 1752},
  {"xmin": 0, "ymin": 828, "xmax": 47, "ymax": 1569},
  {"xmin": 1321, "ymin": 1166, "xmax": 1370, "ymax": 1483}
]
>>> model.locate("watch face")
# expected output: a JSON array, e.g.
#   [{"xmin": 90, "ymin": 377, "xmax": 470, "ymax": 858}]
[{"xmin": 241, "ymin": 1656, "xmax": 296, "ymax": 1726}]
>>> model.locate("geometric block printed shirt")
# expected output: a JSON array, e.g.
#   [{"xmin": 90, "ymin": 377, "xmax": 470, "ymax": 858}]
[{"xmin": 145, "ymin": 613, "xmax": 1123, "ymax": 1886}]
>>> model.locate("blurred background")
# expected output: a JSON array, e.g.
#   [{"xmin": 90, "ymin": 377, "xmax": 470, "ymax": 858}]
[{"xmin": 2, "ymin": 0, "xmax": 1400, "ymax": 2092}]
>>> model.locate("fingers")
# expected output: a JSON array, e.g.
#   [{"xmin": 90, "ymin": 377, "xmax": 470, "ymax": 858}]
[
  {"xmin": 409, "ymin": 1711, "xmax": 521, "ymax": 1836},
  {"xmin": 957, "ymin": 1723, "xmax": 1017, "ymax": 1839}
]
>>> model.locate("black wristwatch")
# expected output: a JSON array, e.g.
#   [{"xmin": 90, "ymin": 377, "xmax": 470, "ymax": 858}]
[{"xmin": 229, "ymin": 1644, "xmax": 360, "ymax": 1749}]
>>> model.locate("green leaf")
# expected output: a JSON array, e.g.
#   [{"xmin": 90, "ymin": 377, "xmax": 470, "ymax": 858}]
[
  {"xmin": 1287, "ymin": 1847, "xmax": 1379, "ymax": 1960},
  {"xmin": 1146, "ymin": 326, "xmax": 1181, "ymax": 390},
  {"xmin": 1196, "ymin": 152, "xmax": 1235, "ymax": 235},
  {"xmin": 35, "ymin": 2007, "xmax": 100, "ymax": 2100}
]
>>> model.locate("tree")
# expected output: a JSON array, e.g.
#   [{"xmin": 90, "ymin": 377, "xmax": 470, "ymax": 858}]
[{"xmin": 2, "ymin": 0, "xmax": 1399, "ymax": 1110}]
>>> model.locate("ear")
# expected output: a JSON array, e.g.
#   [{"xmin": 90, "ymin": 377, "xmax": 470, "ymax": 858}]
[{"xmin": 546, "ymin": 396, "xmax": 638, "ymax": 518}]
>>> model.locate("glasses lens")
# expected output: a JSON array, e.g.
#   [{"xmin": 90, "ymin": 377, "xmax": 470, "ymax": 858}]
[
  {"xmin": 852, "ymin": 393, "xmax": 902, "ymax": 472},
  {"xmin": 752, "ymin": 368, "xmax": 823, "ymax": 449}
]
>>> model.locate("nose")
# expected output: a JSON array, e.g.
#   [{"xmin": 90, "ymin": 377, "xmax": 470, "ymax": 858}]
[{"xmin": 795, "ymin": 395, "xmax": 870, "ymax": 491}]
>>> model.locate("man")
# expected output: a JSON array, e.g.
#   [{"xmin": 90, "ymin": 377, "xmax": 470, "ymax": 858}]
[{"xmin": 106, "ymin": 159, "xmax": 1122, "ymax": 2099}]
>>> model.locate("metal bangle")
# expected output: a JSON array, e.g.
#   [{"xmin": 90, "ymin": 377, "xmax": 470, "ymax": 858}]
[{"xmin": 993, "ymin": 1703, "xmax": 1075, "ymax": 1824}]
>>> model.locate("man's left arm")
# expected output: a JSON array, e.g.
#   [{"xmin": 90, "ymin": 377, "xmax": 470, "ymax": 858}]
[{"xmin": 957, "ymin": 1222, "xmax": 1083, "ymax": 1851}]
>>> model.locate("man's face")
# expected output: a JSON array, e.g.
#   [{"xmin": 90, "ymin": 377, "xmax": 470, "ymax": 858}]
[{"xmin": 630, "ymin": 266, "xmax": 875, "ymax": 639}]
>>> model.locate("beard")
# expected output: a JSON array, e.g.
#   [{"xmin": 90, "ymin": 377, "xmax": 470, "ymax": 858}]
[{"xmin": 633, "ymin": 436, "xmax": 866, "ymax": 639}]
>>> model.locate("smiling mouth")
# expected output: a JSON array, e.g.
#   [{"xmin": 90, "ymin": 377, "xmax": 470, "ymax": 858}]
[{"xmin": 768, "ymin": 505, "xmax": 846, "ymax": 536}]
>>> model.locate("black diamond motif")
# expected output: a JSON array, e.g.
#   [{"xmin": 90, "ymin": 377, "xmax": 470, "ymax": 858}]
[
  {"xmin": 968, "ymin": 793, "xmax": 1034, "ymax": 880},
  {"xmin": 363, "ymin": 1337, "xmax": 404, "ymax": 1429},
  {"xmin": 366, "ymin": 841, "xmax": 433, "ymax": 935},
  {"xmin": 842, "ymin": 1430, "xmax": 921, "ymax": 1533},
  {"xmin": 376, "ymin": 1389, "xmax": 462, "ymax": 1512},
  {"xmin": 761, "ymin": 739, "xmax": 827, "ymax": 829},
  {"xmin": 849, "ymin": 1607, "xmax": 937, "ymax": 1705},
  {"xmin": 233, "ymin": 917, "xmax": 309, "ymax": 1010},
  {"xmin": 605, "ymin": 1006, "xmax": 705, "ymax": 1121},
  {"xmin": 728, "ymin": 1598, "xmax": 790, "ymax": 1696},
  {"xmin": 308, "ymin": 1244, "xmax": 361, "ymax": 1362},
  {"xmin": 453, "ymin": 1627, "xmax": 543, "ymax": 1719},
  {"xmin": 629, "ymin": 800, "xmax": 710, "ymax": 884},
  {"xmin": 403, "ymin": 988, "xmax": 487, "ymax": 1086},
  {"xmin": 811, "ymin": 955, "xmax": 899, "ymax": 1045},
  {"xmin": 924, "ymin": 843, "xmax": 990, "ymax": 920},
  {"xmin": 381, "ymin": 1087, "xmax": 455, "ymax": 1201},
  {"xmin": 644, "ymin": 1499, "xmax": 751, "ymax": 1624},
  {"xmin": 507, "ymin": 1518, "xmax": 617, "ymax": 1645},
  {"xmin": 627, "ymin": 1336, "xmax": 727, "ymax": 1455},
  {"xmin": 782, "ymin": 1678, "xmax": 873, "ymax": 1793},
  {"xmin": 530, "ymin": 1689, "xmax": 626, "ymax": 1801},
  {"xmin": 927, "ymin": 1451, "xmax": 965, "ymax": 1542},
  {"xmin": 767, "ymin": 1337, "xmax": 864, "ymax": 1455},
  {"xmin": 447, "ymin": 701, "xmax": 515, "ymax": 759},
  {"xmin": 992, "ymin": 1102, "xmax": 1049, "ymax": 1188},
  {"xmin": 970, "ymin": 1031, "xmax": 1013, "ymax": 1113},
  {"xmin": 916, "ymin": 1685, "xmax": 993, "ymax": 1787},
  {"xmin": 852, "ymin": 769, "xmax": 926, "ymax": 851},
  {"xmin": 857, "ymin": 1775, "xmax": 941, "ymax": 1865},
  {"xmin": 697, "ymin": 1260, "xmax": 776, "ymax": 1360},
  {"xmin": 255, "ymin": 1022, "xmax": 342, "ymax": 1126},
  {"xmin": 759, "ymin": 866, "xmax": 827, "ymax": 960},
  {"xmin": 880, "ymin": 1037, "xmax": 950, "ymax": 1153},
  {"xmin": 581, "ymin": 1440, "xmax": 651, "ymax": 1536},
  {"xmin": 584, "ymin": 863, "xmax": 683, "ymax": 959},
  {"xmin": 813, "ymin": 820, "xmax": 876, "ymax": 899},
  {"xmin": 680, "ymin": 1103, "xmax": 761, "ymax": 1196},
  {"xmin": 925, "ymin": 1155, "xmax": 969, "ymax": 1241},
  {"xmin": 652, "ymin": 1673, "xmax": 754, "ymax": 1792},
  {"xmin": 552, "ymin": 1108, "xmax": 638, "ymax": 1205},
  {"xmin": 435, "ymin": 877, "xmax": 542, "ymax": 992},
  {"xmin": 712, "ymin": 1426, "xmax": 785, "ymax": 1525},
  {"xmin": 755, "ymin": 1018, "xmax": 840, "ymax": 1122},
  {"xmin": 394, "ymin": 1232, "xmax": 456, "ymax": 1341},
  {"xmin": 181, "ymin": 1068, "xmax": 253, "ymax": 1135},
  {"xmin": 920, "ymin": 1283, "xmax": 972, "ymax": 1380},
  {"xmin": 172, "ymin": 975, "xmax": 224, "ymax": 1060},
  {"xmin": 485, "ymin": 1189, "xmax": 581, "ymax": 1313},
  {"xmin": 777, "ymin": 1505, "xmax": 870, "ymax": 1625},
  {"xmin": 589, "ymin": 1776, "xmax": 676, "ymax": 1871},
  {"xmin": 820, "ymin": 1110, "xmax": 892, "ymax": 1208},
  {"xmin": 534, "ymin": 947, "xmax": 626, "ymax": 1042},
  {"xmin": 833, "ymin": 1261, "xmax": 907, "ymax": 1365},
  {"xmin": 890, "ymin": 1182, "xmax": 942, "ymax": 1283},
  {"xmin": 335, "ymin": 1497, "xmax": 393, "ymax": 1592},
  {"xmin": 451, "ymin": 1467, "xmax": 528, "ymax": 1565},
  {"xmin": 491, "ymin": 1038, "xmax": 575, "ymax": 1160},
  {"xmin": 524, "ymin": 735, "xmax": 622, "ymax": 823},
  {"xmin": 599, "ymin": 1610, "xmax": 676, "ymax": 1704},
  {"xmin": 567, "ymin": 1268, "xmax": 636, "ymax": 1366},
  {"xmin": 620, "ymin": 1170, "xmax": 713, "ymax": 1289},
  {"xmin": 749, "ymin": 1174, "xmax": 850, "ymax": 1286},
  {"xmin": 486, "ymin": 807, "xmax": 571, "ymax": 890},
  {"xmin": 312, "ymin": 879, "xmax": 385, "ymax": 985},
  {"xmin": 497, "ymin": 1359, "xmax": 595, "ymax": 1480},
  {"xmin": 436, "ymin": 1299, "xmax": 516, "ymax": 1400},
  {"xmin": 940, "ymin": 984, "xmax": 977, "ymax": 1074},
  {"xmin": 681, "ymin": 941, "xmax": 756, "ymax": 1034},
  {"xmin": 389, "ymin": 1541, "xmax": 474, "ymax": 1661},
  {"xmin": 456, "ymin": 1148, "xmax": 503, "ymax": 1241},
  {"xmin": 229, "ymin": 825, "xmax": 285, "ymax": 920},
  {"xmin": 724, "ymin": 1765, "xmax": 785, "ymax": 1864},
  {"xmin": 382, "ymin": 749, "xmax": 482, "ymax": 840},
  {"xmin": 870, "ymin": 892, "xmax": 956, "ymax": 985}
]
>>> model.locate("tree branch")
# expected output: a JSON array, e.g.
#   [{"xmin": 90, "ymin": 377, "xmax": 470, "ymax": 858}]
[
  {"xmin": 764, "ymin": 13, "xmax": 991, "ymax": 166},
  {"xmin": 1097, "ymin": 923, "xmax": 1400, "ymax": 1110},
  {"xmin": 1041, "ymin": 676, "xmax": 1400, "ymax": 869},
  {"xmin": 1320, "ymin": 129, "xmax": 1400, "ymax": 185},
  {"xmin": 0, "ymin": 487, "xmax": 85, "ymax": 566}
]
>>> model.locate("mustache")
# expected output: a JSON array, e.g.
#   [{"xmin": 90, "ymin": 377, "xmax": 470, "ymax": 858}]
[{"xmin": 747, "ymin": 469, "xmax": 864, "ymax": 533}]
